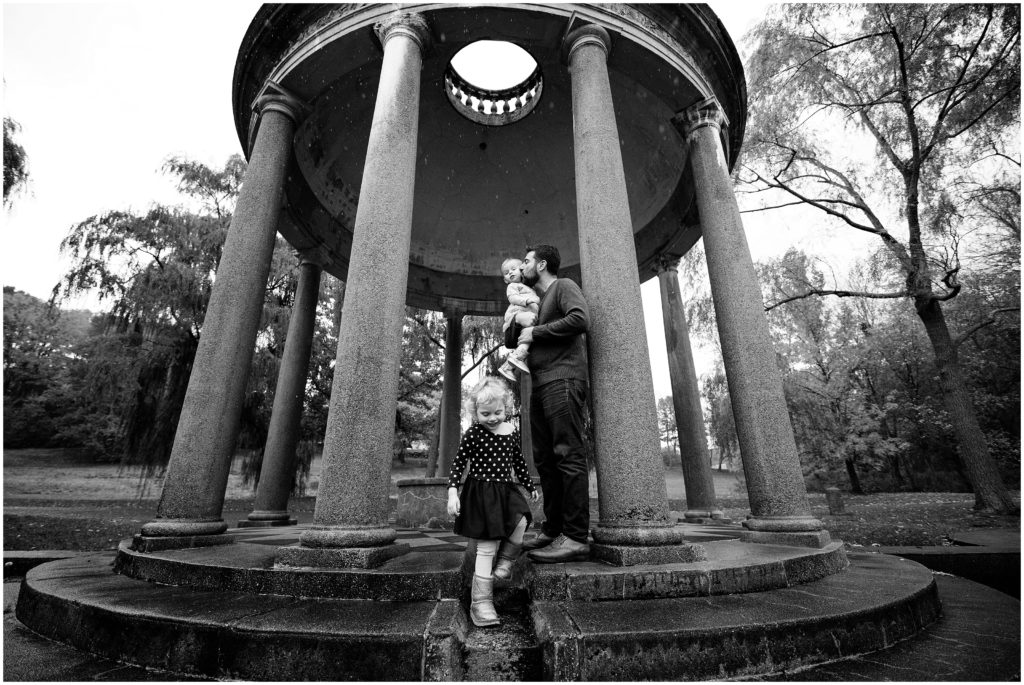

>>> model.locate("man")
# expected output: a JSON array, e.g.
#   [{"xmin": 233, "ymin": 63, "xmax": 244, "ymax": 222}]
[{"xmin": 515, "ymin": 244, "xmax": 591, "ymax": 563}]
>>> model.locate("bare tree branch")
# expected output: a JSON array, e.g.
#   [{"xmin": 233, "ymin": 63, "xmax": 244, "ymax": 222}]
[
  {"xmin": 766, "ymin": 288, "xmax": 908, "ymax": 311},
  {"xmin": 953, "ymin": 307, "xmax": 1021, "ymax": 348},
  {"xmin": 461, "ymin": 344, "xmax": 503, "ymax": 379}
]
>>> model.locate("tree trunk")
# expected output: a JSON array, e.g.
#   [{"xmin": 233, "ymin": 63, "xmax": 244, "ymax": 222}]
[
  {"xmin": 917, "ymin": 298, "xmax": 1017, "ymax": 513},
  {"xmin": 424, "ymin": 409, "xmax": 442, "ymax": 478},
  {"xmin": 844, "ymin": 458, "xmax": 865, "ymax": 495}
]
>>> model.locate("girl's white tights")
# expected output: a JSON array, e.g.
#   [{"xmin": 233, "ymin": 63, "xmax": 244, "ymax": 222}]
[
  {"xmin": 475, "ymin": 540, "xmax": 499, "ymax": 577},
  {"xmin": 474, "ymin": 518, "xmax": 529, "ymax": 576}
]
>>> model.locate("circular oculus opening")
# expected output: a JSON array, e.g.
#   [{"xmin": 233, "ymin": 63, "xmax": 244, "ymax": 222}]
[
  {"xmin": 450, "ymin": 40, "xmax": 537, "ymax": 90},
  {"xmin": 445, "ymin": 40, "xmax": 543, "ymax": 127}
]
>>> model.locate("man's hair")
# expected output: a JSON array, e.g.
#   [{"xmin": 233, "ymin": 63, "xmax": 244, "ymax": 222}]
[{"xmin": 526, "ymin": 244, "xmax": 560, "ymax": 275}]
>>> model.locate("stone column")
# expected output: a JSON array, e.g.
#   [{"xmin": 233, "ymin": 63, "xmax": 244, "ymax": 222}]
[
  {"xmin": 654, "ymin": 255, "xmax": 725, "ymax": 522},
  {"xmin": 276, "ymin": 11, "xmax": 431, "ymax": 568},
  {"xmin": 241, "ymin": 257, "xmax": 322, "ymax": 528},
  {"xmin": 437, "ymin": 310, "xmax": 463, "ymax": 477},
  {"xmin": 563, "ymin": 24, "xmax": 701, "ymax": 566},
  {"xmin": 674, "ymin": 98, "xmax": 828, "ymax": 547},
  {"xmin": 138, "ymin": 87, "xmax": 304, "ymax": 548}
]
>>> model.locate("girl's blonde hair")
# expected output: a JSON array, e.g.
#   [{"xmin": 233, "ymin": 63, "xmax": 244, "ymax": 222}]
[{"xmin": 464, "ymin": 376, "xmax": 513, "ymax": 421}]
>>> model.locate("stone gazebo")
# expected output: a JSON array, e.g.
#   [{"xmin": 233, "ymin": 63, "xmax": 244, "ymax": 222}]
[{"xmin": 16, "ymin": 5, "xmax": 943, "ymax": 680}]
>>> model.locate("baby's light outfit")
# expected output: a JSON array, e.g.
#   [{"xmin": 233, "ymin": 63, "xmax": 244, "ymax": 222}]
[{"xmin": 499, "ymin": 282, "xmax": 539, "ymax": 379}]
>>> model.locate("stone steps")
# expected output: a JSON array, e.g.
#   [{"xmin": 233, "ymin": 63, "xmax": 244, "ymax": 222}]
[
  {"xmin": 462, "ymin": 588, "xmax": 542, "ymax": 681},
  {"xmin": 16, "ymin": 550, "xmax": 944, "ymax": 680}
]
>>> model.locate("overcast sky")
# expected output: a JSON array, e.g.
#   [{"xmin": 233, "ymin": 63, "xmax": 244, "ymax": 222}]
[{"xmin": 3, "ymin": 2, "xmax": 801, "ymax": 398}]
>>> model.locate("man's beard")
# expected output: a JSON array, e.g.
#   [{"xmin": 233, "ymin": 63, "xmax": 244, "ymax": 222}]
[{"xmin": 522, "ymin": 271, "xmax": 539, "ymax": 287}]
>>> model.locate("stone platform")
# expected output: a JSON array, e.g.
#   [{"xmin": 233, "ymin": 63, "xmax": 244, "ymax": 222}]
[
  {"xmin": 14, "ymin": 521, "xmax": 958, "ymax": 680},
  {"xmin": 112, "ymin": 525, "xmax": 846, "ymax": 602}
]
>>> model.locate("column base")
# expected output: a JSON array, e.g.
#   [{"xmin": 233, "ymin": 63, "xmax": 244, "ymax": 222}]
[
  {"xmin": 129, "ymin": 533, "xmax": 235, "ymax": 553},
  {"xmin": 741, "ymin": 529, "xmax": 832, "ymax": 548},
  {"xmin": 590, "ymin": 542, "xmax": 707, "ymax": 566},
  {"xmin": 275, "ymin": 543, "xmax": 410, "ymax": 569},
  {"xmin": 300, "ymin": 524, "xmax": 398, "ymax": 548},
  {"xmin": 591, "ymin": 522, "xmax": 685, "ymax": 546},
  {"xmin": 237, "ymin": 517, "xmax": 298, "ymax": 528},
  {"xmin": 139, "ymin": 517, "xmax": 229, "ymax": 537},
  {"xmin": 742, "ymin": 515, "xmax": 825, "ymax": 532},
  {"xmin": 681, "ymin": 509, "xmax": 731, "ymax": 524}
]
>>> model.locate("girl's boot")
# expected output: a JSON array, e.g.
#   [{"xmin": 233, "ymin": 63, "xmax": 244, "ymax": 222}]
[
  {"xmin": 492, "ymin": 540, "xmax": 523, "ymax": 581},
  {"xmin": 470, "ymin": 574, "xmax": 500, "ymax": 627}
]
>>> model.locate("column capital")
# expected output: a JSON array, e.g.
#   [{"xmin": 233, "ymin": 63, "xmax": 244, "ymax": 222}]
[
  {"xmin": 672, "ymin": 96, "xmax": 729, "ymax": 142},
  {"xmin": 654, "ymin": 254, "xmax": 682, "ymax": 275},
  {"xmin": 294, "ymin": 246, "xmax": 330, "ymax": 270},
  {"xmin": 374, "ymin": 11, "xmax": 432, "ymax": 55},
  {"xmin": 253, "ymin": 81, "xmax": 309, "ymax": 124},
  {"xmin": 562, "ymin": 23, "xmax": 612, "ymax": 65}
]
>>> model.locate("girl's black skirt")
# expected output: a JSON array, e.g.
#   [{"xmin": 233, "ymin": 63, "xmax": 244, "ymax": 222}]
[{"xmin": 454, "ymin": 477, "xmax": 532, "ymax": 540}]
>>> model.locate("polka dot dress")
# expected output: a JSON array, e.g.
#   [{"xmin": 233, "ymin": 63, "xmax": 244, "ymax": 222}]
[{"xmin": 448, "ymin": 423, "xmax": 535, "ymax": 540}]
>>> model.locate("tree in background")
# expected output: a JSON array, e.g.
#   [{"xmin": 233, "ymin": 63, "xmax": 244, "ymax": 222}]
[
  {"xmin": 656, "ymin": 395, "xmax": 678, "ymax": 457},
  {"xmin": 701, "ymin": 366, "xmax": 740, "ymax": 473},
  {"xmin": 48, "ymin": 155, "xmax": 304, "ymax": 475},
  {"xmin": 3, "ymin": 116, "xmax": 29, "ymax": 205},
  {"xmin": 2, "ymin": 287, "xmax": 90, "ymax": 447},
  {"xmin": 742, "ymin": 4, "xmax": 1020, "ymax": 512}
]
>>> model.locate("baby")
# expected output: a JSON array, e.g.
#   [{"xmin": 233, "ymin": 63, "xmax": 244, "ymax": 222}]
[{"xmin": 497, "ymin": 257, "xmax": 539, "ymax": 380}]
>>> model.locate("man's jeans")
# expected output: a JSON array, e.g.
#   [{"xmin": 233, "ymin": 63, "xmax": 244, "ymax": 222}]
[{"xmin": 530, "ymin": 378, "xmax": 589, "ymax": 543}]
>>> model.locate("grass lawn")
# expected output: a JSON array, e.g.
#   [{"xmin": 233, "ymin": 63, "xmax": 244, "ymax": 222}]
[{"xmin": 4, "ymin": 448, "xmax": 1019, "ymax": 551}]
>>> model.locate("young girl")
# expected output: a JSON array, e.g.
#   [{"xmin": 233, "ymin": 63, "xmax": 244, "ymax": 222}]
[{"xmin": 447, "ymin": 377, "xmax": 539, "ymax": 627}]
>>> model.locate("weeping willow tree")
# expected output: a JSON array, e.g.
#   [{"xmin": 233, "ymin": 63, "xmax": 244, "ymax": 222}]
[
  {"xmin": 52, "ymin": 155, "xmax": 301, "ymax": 478},
  {"xmin": 4, "ymin": 116, "xmax": 29, "ymax": 205}
]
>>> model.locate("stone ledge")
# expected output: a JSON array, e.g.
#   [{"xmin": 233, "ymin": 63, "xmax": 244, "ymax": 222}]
[
  {"xmin": 3, "ymin": 551, "xmax": 95, "ymax": 578},
  {"xmin": 740, "ymin": 529, "xmax": 832, "ymax": 548},
  {"xmin": 590, "ymin": 541, "xmax": 706, "ymax": 566},
  {"xmin": 528, "ymin": 540, "xmax": 848, "ymax": 601},
  {"xmin": 130, "ymin": 533, "xmax": 235, "ymax": 553},
  {"xmin": 275, "ymin": 543, "xmax": 410, "ymax": 569},
  {"xmin": 114, "ymin": 540, "xmax": 462, "ymax": 600},
  {"xmin": 532, "ymin": 552, "xmax": 941, "ymax": 680},
  {"xmin": 16, "ymin": 555, "xmax": 466, "ymax": 681},
  {"xmin": 869, "ymin": 545, "xmax": 1021, "ymax": 599},
  {"xmin": 236, "ymin": 518, "xmax": 297, "ymax": 528}
]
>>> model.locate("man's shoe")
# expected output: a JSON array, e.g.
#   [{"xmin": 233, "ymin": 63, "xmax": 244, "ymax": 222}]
[
  {"xmin": 521, "ymin": 531, "xmax": 557, "ymax": 551},
  {"xmin": 527, "ymin": 534, "xmax": 590, "ymax": 563}
]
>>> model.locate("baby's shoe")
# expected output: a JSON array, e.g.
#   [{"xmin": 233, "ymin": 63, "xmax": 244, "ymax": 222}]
[
  {"xmin": 498, "ymin": 361, "xmax": 517, "ymax": 380},
  {"xmin": 508, "ymin": 356, "xmax": 529, "ymax": 373}
]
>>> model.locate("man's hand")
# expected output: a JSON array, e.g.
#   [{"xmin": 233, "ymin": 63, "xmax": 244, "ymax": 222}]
[
  {"xmin": 518, "ymin": 326, "xmax": 534, "ymax": 345},
  {"xmin": 447, "ymin": 487, "xmax": 460, "ymax": 517}
]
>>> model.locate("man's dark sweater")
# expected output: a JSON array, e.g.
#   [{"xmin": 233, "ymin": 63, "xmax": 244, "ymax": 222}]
[{"xmin": 529, "ymin": 278, "xmax": 589, "ymax": 387}]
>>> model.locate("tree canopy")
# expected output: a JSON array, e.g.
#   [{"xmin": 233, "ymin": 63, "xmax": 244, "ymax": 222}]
[
  {"xmin": 741, "ymin": 4, "xmax": 1020, "ymax": 512},
  {"xmin": 3, "ymin": 116, "xmax": 29, "ymax": 204},
  {"xmin": 44, "ymin": 155, "xmax": 307, "ymax": 474}
]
